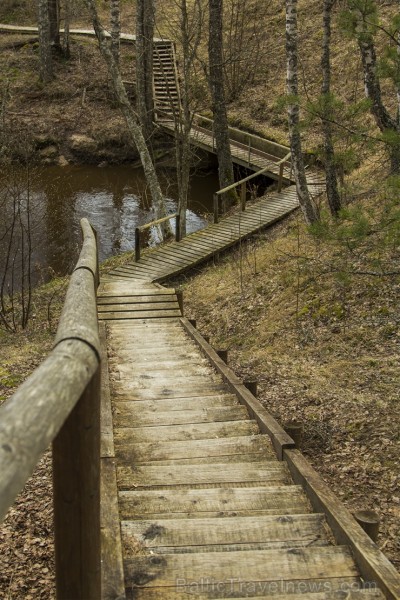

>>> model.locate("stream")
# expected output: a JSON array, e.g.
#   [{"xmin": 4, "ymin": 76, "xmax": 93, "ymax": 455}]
[{"xmin": 0, "ymin": 164, "xmax": 219, "ymax": 287}]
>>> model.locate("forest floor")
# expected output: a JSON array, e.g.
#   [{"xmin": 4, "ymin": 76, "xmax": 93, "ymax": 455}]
[{"xmin": 0, "ymin": 1, "xmax": 399, "ymax": 599}]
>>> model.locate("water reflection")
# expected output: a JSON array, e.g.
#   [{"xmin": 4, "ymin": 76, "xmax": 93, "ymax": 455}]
[{"xmin": 0, "ymin": 164, "xmax": 218, "ymax": 286}]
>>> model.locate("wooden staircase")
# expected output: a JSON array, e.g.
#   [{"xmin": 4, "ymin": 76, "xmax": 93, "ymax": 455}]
[
  {"xmin": 153, "ymin": 40, "xmax": 181, "ymax": 121},
  {"xmin": 98, "ymin": 281, "xmax": 394, "ymax": 600}
]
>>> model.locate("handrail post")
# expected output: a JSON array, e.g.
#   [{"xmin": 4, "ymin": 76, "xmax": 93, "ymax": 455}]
[
  {"xmin": 248, "ymin": 136, "xmax": 251, "ymax": 166},
  {"xmin": 241, "ymin": 182, "xmax": 246, "ymax": 211},
  {"xmin": 53, "ymin": 366, "xmax": 101, "ymax": 600},
  {"xmin": 175, "ymin": 213, "xmax": 181, "ymax": 242},
  {"xmin": 213, "ymin": 193, "xmax": 219, "ymax": 224},
  {"xmin": 278, "ymin": 163, "xmax": 284, "ymax": 193},
  {"xmin": 135, "ymin": 227, "xmax": 141, "ymax": 262}
]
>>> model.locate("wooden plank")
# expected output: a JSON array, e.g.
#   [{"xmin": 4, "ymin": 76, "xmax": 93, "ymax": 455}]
[
  {"xmin": 110, "ymin": 357, "xmax": 210, "ymax": 371},
  {"xmin": 119, "ymin": 453, "xmax": 273, "ymax": 466},
  {"xmin": 116, "ymin": 435, "xmax": 274, "ymax": 464},
  {"xmin": 123, "ymin": 546, "xmax": 359, "ymax": 589},
  {"xmin": 112, "ymin": 394, "xmax": 239, "ymax": 411},
  {"xmin": 113, "ymin": 405, "xmax": 249, "ymax": 428},
  {"xmin": 139, "ymin": 249, "xmax": 196, "ymax": 266},
  {"xmin": 119, "ymin": 485, "xmax": 311, "ymax": 520},
  {"xmin": 111, "ymin": 383, "xmax": 231, "ymax": 399},
  {"xmin": 114, "ymin": 420, "xmax": 260, "ymax": 443},
  {"xmin": 110, "ymin": 374, "xmax": 222, "ymax": 390},
  {"xmin": 130, "ymin": 590, "xmax": 383, "ymax": 600},
  {"xmin": 121, "ymin": 513, "xmax": 327, "ymax": 552},
  {"xmin": 99, "ymin": 323, "xmax": 114, "ymax": 458},
  {"xmin": 116, "ymin": 461, "xmax": 289, "ymax": 490},
  {"xmin": 97, "ymin": 295, "xmax": 178, "ymax": 305},
  {"xmin": 99, "ymin": 309, "xmax": 182, "ymax": 320},
  {"xmin": 100, "ymin": 458, "xmax": 125, "ymax": 600},
  {"xmin": 98, "ymin": 283, "xmax": 174, "ymax": 295},
  {"xmin": 284, "ymin": 449, "xmax": 400, "ymax": 600},
  {"xmin": 98, "ymin": 302, "xmax": 180, "ymax": 312}
]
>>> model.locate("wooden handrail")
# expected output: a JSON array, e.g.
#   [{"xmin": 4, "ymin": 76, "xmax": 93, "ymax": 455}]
[
  {"xmin": 0, "ymin": 217, "xmax": 101, "ymax": 599},
  {"xmin": 135, "ymin": 212, "xmax": 180, "ymax": 261},
  {"xmin": 213, "ymin": 152, "xmax": 291, "ymax": 223}
]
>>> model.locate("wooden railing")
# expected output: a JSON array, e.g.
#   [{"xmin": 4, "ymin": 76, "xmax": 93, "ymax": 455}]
[
  {"xmin": 213, "ymin": 152, "xmax": 292, "ymax": 224},
  {"xmin": 135, "ymin": 212, "xmax": 181, "ymax": 261},
  {"xmin": 0, "ymin": 218, "xmax": 101, "ymax": 600},
  {"xmin": 192, "ymin": 113, "xmax": 291, "ymax": 162}
]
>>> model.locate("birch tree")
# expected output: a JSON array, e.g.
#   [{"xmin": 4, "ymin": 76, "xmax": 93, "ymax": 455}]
[
  {"xmin": 321, "ymin": 0, "xmax": 341, "ymax": 216},
  {"xmin": 110, "ymin": 0, "xmax": 120, "ymax": 64},
  {"xmin": 344, "ymin": 0, "xmax": 400, "ymax": 173},
  {"xmin": 285, "ymin": 0, "xmax": 319, "ymax": 224},
  {"xmin": 136, "ymin": 0, "xmax": 155, "ymax": 139},
  {"xmin": 208, "ymin": 0, "xmax": 236, "ymax": 202},
  {"xmin": 85, "ymin": 0, "xmax": 171, "ymax": 237}
]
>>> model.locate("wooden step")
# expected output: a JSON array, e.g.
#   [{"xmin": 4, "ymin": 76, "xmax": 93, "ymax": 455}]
[
  {"xmin": 121, "ymin": 513, "xmax": 328, "ymax": 554},
  {"xmin": 128, "ymin": 587, "xmax": 384, "ymax": 600},
  {"xmin": 114, "ymin": 419, "xmax": 260, "ymax": 443},
  {"xmin": 113, "ymin": 405, "xmax": 250, "ymax": 428},
  {"xmin": 118, "ymin": 485, "xmax": 312, "ymax": 520},
  {"xmin": 123, "ymin": 546, "xmax": 359, "ymax": 591},
  {"xmin": 115, "ymin": 435, "xmax": 275, "ymax": 465},
  {"xmin": 116, "ymin": 461, "xmax": 290, "ymax": 490},
  {"xmin": 111, "ymin": 394, "xmax": 240, "ymax": 411}
]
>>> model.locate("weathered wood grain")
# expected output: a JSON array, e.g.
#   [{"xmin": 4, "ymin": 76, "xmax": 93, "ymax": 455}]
[
  {"xmin": 114, "ymin": 406, "xmax": 249, "ymax": 428},
  {"xmin": 99, "ymin": 309, "xmax": 182, "ymax": 320},
  {"xmin": 116, "ymin": 435, "xmax": 274, "ymax": 465},
  {"xmin": 121, "ymin": 513, "xmax": 328, "ymax": 553},
  {"xmin": 111, "ymin": 393, "xmax": 239, "ymax": 411},
  {"xmin": 99, "ymin": 323, "xmax": 114, "ymax": 458},
  {"xmin": 123, "ymin": 546, "xmax": 359, "ymax": 589},
  {"xmin": 118, "ymin": 485, "xmax": 311, "ymax": 520},
  {"xmin": 127, "ymin": 584, "xmax": 383, "ymax": 600},
  {"xmin": 101, "ymin": 458, "xmax": 126, "ymax": 600},
  {"xmin": 117, "ymin": 461, "xmax": 290, "ymax": 490},
  {"xmin": 114, "ymin": 420, "xmax": 260, "ymax": 444}
]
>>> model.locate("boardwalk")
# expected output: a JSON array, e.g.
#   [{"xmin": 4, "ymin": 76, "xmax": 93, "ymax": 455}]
[
  {"xmin": 105, "ymin": 186, "xmax": 309, "ymax": 284},
  {"xmin": 98, "ymin": 281, "xmax": 392, "ymax": 599},
  {"xmin": 160, "ymin": 119, "xmax": 297, "ymax": 184}
]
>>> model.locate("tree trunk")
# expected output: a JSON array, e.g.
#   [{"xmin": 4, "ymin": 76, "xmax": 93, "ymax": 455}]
[
  {"xmin": 85, "ymin": 0, "xmax": 171, "ymax": 239},
  {"xmin": 38, "ymin": 0, "xmax": 53, "ymax": 83},
  {"xmin": 321, "ymin": 0, "xmax": 341, "ymax": 217},
  {"xmin": 208, "ymin": 0, "xmax": 236, "ymax": 204},
  {"xmin": 110, "ymin": 0, "xmax": 120, "ymax": 64},
  {"xmin": 63, "ymin": 0, "xmax": 71, "ymax": 59},
  {"xmin": 355, "ymin": 8, "xmax": 400, "ymax": 173},
  {"xmin": 174, "ymin": 0, "xmax": 203, "ymax": 239},
  {"xmin": 48, "ymin": 0, "xmax": 61, "ymax": 50},
  {"xmin": 285, "ymin": 0, "xmax": 319, "ymax": 224},
  {"xmin": 136, "ymin": 0, "xmax": 155, "ymax": 140}
]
